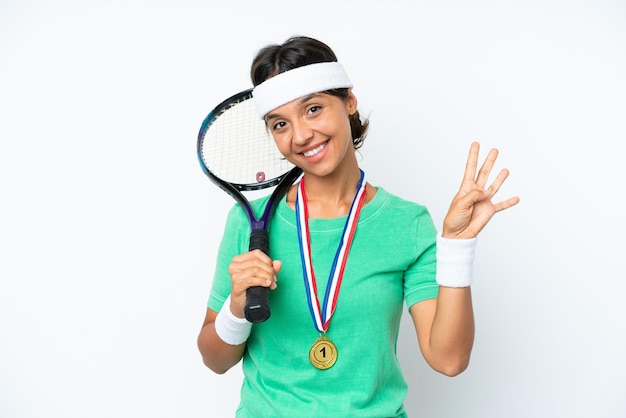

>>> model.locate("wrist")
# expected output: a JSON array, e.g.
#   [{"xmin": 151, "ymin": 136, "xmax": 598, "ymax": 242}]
[
  {"xmin": 214, "ymin": 295, "xmax": 252, "ymax": 345},
  {"xmin": 441, "ymin": 228, "xmax": 476, "ymax": 240},
  {"xmin": 436, "ymin": 234, "xmax": 477, "ymax": 288}
]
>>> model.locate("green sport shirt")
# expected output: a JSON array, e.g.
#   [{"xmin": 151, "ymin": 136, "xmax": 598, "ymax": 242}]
[{"xmin": 208, "ymin": 187, "xmax": 439, "ymax": 417}]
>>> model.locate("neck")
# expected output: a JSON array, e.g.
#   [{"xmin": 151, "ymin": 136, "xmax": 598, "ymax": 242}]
[{"xmin": 300, "ymin": 167, "xmax": 363, "ymax": 219}]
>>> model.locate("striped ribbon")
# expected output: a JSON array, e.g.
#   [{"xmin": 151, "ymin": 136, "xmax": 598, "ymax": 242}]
[{"xmin": 295, "ymin": 170, "xmax": 367, "ymax": 333}]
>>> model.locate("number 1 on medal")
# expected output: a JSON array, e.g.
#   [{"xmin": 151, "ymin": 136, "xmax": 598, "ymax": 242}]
[{"xmin": 309, "ymin": 336, "xmax": 338, "ymax": 370}]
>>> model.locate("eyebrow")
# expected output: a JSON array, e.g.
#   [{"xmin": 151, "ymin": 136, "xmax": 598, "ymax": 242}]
[{"xmin": 265, "ymin": 93, "xmax": 321, "ymax": 121}]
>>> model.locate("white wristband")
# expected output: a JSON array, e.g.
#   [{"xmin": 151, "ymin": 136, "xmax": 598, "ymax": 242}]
[
  {"xmin": 214, "ymin": 295, "xmax": 252, "ymax": 345},
  {"xmin": 436, "ymin": 235, "xmax": 477, "ymax": 287}
]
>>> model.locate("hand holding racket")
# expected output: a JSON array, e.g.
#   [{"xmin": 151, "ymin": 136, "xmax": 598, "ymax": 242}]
[{"xmin": 197, "ymin": 89, "xmax": 302, "ymax": 323}]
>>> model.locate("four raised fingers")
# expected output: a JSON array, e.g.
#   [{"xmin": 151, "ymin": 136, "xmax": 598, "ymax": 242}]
[
  {"xmin": 469, "ymin": 142, "xmax": 519, "ymax": 213},
  {"xmin": 455, "ymin": 142, "xmax": 519, "ymax": 235},
  {"xmin": 463, "ymin": 142, "xmax": 515, "ymax": 202}
]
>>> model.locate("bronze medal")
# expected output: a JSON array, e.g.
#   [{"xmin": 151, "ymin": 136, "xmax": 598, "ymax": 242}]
[{"xmin": 309, "ymin": 335, "xmax": 338, "ymax": 370}]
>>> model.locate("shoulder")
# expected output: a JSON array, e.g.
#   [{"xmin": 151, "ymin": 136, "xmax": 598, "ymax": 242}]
[
  {"xmin": 370, "ymin": 187, "xmax": 431, "ymax": 217},
  {"xmin": 372, "ymin": 186, "xmax": 436, "ymax": 232}
]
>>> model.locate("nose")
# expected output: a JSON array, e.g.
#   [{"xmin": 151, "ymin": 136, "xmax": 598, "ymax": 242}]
[{"xmin": 292, "ymin": 119, "xmax": 313, "ymax": 146}]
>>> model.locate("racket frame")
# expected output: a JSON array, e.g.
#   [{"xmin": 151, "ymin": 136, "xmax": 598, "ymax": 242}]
[{"xmin": 197, "ymin": 88, "xmax": 302, "ymax": 322}]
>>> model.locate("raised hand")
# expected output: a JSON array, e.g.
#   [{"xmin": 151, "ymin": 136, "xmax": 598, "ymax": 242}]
[{"xmin": 442, "ymin": 142, "xmax": 520, "ymax": 239}]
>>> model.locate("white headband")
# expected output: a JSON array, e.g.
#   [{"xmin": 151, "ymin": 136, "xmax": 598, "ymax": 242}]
[{"xmin": 252, "ymin": 62, "xmax": 353, "ymax": 118}]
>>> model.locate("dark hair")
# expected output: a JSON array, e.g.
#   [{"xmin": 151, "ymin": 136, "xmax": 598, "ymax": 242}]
[{"xmin": 250, "ymin": 36, "xmax": 368, "ymax": 150}]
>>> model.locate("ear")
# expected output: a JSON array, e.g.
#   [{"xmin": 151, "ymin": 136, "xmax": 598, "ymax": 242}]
[{"xmin": 346, "ymin": 89, "xmax": 358, "ymax": 115}]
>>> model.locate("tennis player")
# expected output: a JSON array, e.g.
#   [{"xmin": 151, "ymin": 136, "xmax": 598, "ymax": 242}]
[{"xmin": 197, "ymin": 35, "xmax": 519, "ymax": 417}]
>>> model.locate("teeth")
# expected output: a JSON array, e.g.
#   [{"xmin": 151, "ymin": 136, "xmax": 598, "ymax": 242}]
[{"xmin": 303, "ymin": 143, "xmax": 326, "ymax": 157}]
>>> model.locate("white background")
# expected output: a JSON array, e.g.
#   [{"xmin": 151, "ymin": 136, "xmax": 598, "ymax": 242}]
[{"xmin": 1, "ymin": 0, "xmax": 625, "ymax": 417}]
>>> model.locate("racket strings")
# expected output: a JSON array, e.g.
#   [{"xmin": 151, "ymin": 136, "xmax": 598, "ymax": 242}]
[{"xmin": 201, "ymin": 99, "xmax": 292, "ymax": 186}]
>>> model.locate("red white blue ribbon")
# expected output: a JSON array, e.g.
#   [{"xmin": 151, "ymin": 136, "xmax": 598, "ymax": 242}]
[{"xmin": 295, "ymin": 170, "xmax": 367, "ymax": 333}]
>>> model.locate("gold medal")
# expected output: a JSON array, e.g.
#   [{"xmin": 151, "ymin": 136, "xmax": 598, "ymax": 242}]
[
  {"xmin": 297, "ymin": 174, "xmax": 366, "ymax": 371},
  {"xmin": 309, "ymin": 335, "xmax": 338, "ymax": 370}
]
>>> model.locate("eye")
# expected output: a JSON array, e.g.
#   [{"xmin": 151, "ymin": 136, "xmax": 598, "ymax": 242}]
[
  {"xmin": 307, "ymin": 105, "xmax": 322, "ymax": 115},
  {"xmin": 271, "ymin": 120, "xmax": 287, "ymax": 131}
]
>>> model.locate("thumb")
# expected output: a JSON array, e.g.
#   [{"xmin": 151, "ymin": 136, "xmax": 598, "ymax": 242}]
[
  {"xmin": 459, "ymin": 188, "xmax": 491, "ymax": 208},
  {"xmin": 272, "ymin": 260, "xmax": 283, "ymax": 274}
]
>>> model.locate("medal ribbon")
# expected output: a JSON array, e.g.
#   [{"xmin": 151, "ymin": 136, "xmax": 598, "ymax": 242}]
[{"xmin": 295, "ymin": 170, "xmax": 367, "ymax": 333}]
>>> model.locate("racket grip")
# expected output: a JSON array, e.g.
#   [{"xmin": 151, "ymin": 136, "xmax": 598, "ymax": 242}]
[
  {"xmin": 249, "ymin": 230, "xmax": 270, "ymax": 255},
  {"xmin": 245, "ymin": 230, "xmax": 271, "ymax": 323}
]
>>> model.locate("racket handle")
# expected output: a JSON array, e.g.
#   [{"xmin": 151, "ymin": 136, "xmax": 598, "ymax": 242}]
[
  {"xmin": 249, "ymin": 229, "xmax": 270, "ymax": 254},
  {"xmin": 244, "ymin": 286, "xmax": 270, "ymax": 323},
  {"xmin": 245, "ymin": 230, "xmax": 271, "ymax": 323}
]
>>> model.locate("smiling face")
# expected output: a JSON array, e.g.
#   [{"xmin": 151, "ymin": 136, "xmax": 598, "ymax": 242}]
[{"xmin": 265, "ymin": 90, "xmax": 358, "ymax": 179}]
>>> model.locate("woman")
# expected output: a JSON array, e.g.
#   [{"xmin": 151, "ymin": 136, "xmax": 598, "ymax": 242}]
[{"xmin": 197, "ymin": 36, "xmax": 519, "ymax": 417}]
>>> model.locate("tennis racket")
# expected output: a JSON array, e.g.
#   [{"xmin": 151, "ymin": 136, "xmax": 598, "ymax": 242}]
[{"xmin": 197, "ymin": 88, "xmax": 302, "ymax": 323}]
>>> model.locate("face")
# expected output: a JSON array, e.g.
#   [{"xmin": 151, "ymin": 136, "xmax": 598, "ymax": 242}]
[{"xmin": 265, "ymin": 91, "xmax": 358, "ymax": 178}]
